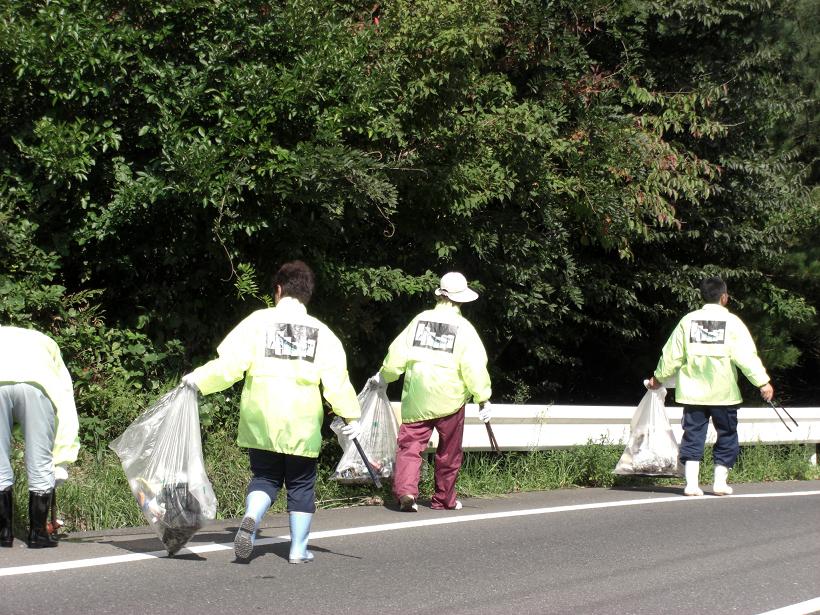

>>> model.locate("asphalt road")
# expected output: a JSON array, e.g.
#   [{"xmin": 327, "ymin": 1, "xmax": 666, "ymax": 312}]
[{"xmin": 2, "ymin": 481, "xmax": 819, "ymax": 615}]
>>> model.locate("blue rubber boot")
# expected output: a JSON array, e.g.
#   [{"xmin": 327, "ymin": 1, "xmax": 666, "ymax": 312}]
[
  {"xmin": 234, "ymin": 490, "xmax": 271, "ymax": 560},
  {"xmin": 288, "ymin": 512, "xmax": 314, "ymax": 564}
]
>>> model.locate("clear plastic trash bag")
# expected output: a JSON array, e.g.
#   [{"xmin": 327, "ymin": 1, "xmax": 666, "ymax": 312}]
[
  {"xmin": 109, "ymin": 385, "xmax": 217, "ymax": 554},
  {"xmin": 614, "ymin": 384, "xmax": 683, "ymax": 477},
  {"xmin": 331, "ymin": 382, "xmax": 399, "ymax": 484}
]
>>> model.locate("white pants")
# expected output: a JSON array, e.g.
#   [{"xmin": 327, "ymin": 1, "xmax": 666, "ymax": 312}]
[{"xmin": 0, "ymin": 383, "xmax": 56, "ymax": 492}]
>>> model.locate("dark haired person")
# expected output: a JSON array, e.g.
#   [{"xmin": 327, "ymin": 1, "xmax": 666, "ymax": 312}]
[
  {"xmin": 369, "ymin": 272, "xmax": 492, "ymax": 512},
  {"xmin": 647, "ymin": 276, "xmax": 774, "ymax": 496},
  {"xmin": 0, "ymin": 325, "xmax": 79, "ymax": 548},
  {"xmin": 183, "ymin": 261, "xmax": 361, "ymax": 563}
]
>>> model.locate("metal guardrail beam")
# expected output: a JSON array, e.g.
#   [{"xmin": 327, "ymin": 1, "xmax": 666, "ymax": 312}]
[{"xmin": 387, "ymin": 403, "xmax": 820, "ymax": 460}]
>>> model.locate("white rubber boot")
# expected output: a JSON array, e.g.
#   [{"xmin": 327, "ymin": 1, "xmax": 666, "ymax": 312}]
[
  {"xmin": 234, "ymin": 490, "xmax": 271, "ymax": 560},
  {"xmin": 713, "ymin": 465, "xmax": 733, "ymax": 495},
  {"xmin": 288, "ymin": 512, "xmax": 315, "ymax": 564},
  {"xmin": 684, "ymin": 461, "xmax": 703, "ymax": 496}
]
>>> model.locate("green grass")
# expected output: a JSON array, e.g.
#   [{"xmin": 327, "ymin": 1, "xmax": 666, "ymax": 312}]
[{"xmin": 8, "ymin": 439, "xmax": 819, "ymax": 534}]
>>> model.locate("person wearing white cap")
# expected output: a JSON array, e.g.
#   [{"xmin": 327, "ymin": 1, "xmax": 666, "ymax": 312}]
[{"xmin": 368, "ymin": 272, "xmax": 492, "ymax": 512}]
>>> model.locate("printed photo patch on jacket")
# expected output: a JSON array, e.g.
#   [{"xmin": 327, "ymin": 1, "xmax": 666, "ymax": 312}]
[
  {"xmin": 265, "ymin": 324, "xmax": 319, "ymax": 362},
  {"xmin": 689, "ymin": 320, "xmax": 726, "ymax": 344},
  {"xmin": 413, "ymin": 321, "xmax": 458, "ymax": 353}
]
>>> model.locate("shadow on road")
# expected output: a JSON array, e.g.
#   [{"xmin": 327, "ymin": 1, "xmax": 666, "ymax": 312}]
[
  {"xmin": 64, "ymin": 528, "xmax": 236, "ymax": 555},
  {"xmin": 608, "ymin": 484, "xmax": 683, "ymax": 495}
]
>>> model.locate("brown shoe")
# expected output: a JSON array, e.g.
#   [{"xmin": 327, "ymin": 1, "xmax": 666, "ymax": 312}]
[{"xmin": 399, "ymin": 494, "xmax": 418, "ymax": 512}]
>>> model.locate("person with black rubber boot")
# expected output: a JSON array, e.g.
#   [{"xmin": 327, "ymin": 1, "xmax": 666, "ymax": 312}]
[{"xmin": 0, "ymin": 326, "xmax": 80, "ymax": 549}]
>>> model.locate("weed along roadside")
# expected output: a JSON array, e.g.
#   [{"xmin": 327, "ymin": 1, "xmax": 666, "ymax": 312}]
[{"xmin": 9, "ymin": 433, "xmax": 820, "ymax": 535}]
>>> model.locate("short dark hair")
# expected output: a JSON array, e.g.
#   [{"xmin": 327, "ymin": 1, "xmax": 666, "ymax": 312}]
[
  {"xmin": 700, "ymin": 276, "xmax": 727, "ymax": 303},
  {"xmin": 273, "ymin": 260, "xmax": 315, "ymax": 305}
]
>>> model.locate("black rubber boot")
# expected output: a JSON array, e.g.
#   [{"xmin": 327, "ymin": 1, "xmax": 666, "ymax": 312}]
[
  {"xmin": 0, "ymin": 487, "xmax": 12, "ymax": 547},
  {"xmin": 28, "ymin": 491, "xmax": 58, "ymax": 548}
]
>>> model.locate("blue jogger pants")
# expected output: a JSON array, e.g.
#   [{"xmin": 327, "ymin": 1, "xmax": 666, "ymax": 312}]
[
  {"xmin": 679, "ymin": 405, "xmax": 740, "ymax": 468},
  {"xmin": 246, "ymin": 449, "xmax": 317, "ymax": 514}
]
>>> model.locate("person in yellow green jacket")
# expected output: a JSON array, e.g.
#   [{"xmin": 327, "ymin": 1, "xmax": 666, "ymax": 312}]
[
  {"xmin": 182, "ymin": 261, "xmax": 361, "ymax": 563},
  {"xmin": 647, "ymin": 276, "xmax": 774, "ymax": 497},
  {"xmin": 0, "ymin": 325, "xmax": 80, "ymax": 549},
  {"xmin": 369, "ymin": 272, "xmax": 492, "ymax": 513}
]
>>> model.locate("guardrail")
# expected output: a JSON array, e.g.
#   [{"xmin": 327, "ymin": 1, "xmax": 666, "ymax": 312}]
[{"xmin": 388, "ymin": 403, "xmax": 820, "ymax": 463}]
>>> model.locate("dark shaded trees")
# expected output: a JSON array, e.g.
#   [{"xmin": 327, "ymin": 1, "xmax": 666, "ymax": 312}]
[{"xmin": 1, "ymin": 0, "xmax": 815, "ymax": 442}]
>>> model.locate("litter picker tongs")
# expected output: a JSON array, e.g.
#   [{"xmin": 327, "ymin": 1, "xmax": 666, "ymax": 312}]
[
  {"xmin": 485, "ymin": 422, "xmax": 500, "ymax": 454},
  {"xmin": 351, "ymin": 435, "xmax": 382, "ymax": 489},
  {"xmin": 768, "ymin": 400, "xmax": 799, "ymax": 432}
]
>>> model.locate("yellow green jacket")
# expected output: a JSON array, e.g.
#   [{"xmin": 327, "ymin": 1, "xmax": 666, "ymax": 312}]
[
  {"xmin": 189, "ymin": 298, "xmax": 360, "ymax": 457},
  {"xmin": 381, "ymin": 302, "xmax": 492, "ymax": 422},
  {"xmin": 0, "ymin": 326, "xmax": 80, "ymax": 466},
  {"xmin": 654, "ymin": 303, "xmax": 770, "ymax": 406}
]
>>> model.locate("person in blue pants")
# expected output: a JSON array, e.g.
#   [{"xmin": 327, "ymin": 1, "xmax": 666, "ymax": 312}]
[{"xmin": 648, "ymin": 276, "xmax": 774, "ymax": 496}]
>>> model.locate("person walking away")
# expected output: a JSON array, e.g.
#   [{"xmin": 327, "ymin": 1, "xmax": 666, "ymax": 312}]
[
  {"xmin": 182, "ymin": 261, "xmax": 361, "ymax": 563},
  {"xmin": 0, "ymin": 326, "xmax": 80, "ymax": 548},
  {"xmin": 369, "ymin": 272, "xmax": 492, "ymax": 512},
  {"xmin": 647, "ymin": 276, "xmax": 774, "ymax": 496}
]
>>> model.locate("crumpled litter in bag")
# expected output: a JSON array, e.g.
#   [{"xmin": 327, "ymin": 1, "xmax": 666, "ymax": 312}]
[
  {"xmin": 331, "ymin": 382, "xmax": 398, "ymax": 484},
  {"xmin": 614, "ymin": 383, "xmax": 683, "ymax": 477},
  {"xmin": 110, "ymin": 385, "xmax": 217, "ymax": 554}
]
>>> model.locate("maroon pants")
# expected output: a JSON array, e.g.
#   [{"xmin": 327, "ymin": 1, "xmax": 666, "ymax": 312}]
[{"xmin": 392, "ymin": 406, "xmax": 465, "ymax": 509}]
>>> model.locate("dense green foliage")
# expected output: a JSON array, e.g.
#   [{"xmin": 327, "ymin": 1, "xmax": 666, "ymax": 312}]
[{"xmin": 1, "ymin": 0, "xmax": 817, "ymax": 449}]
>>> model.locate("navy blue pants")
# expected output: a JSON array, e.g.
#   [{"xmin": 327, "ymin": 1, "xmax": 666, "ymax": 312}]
[
  {"xmin": 679, "ymin": 405, "xmax": 740, "ymax": 468},
  {"xmin": 247, "ymin": 449, "xmax": 317, "ymax": 514}
]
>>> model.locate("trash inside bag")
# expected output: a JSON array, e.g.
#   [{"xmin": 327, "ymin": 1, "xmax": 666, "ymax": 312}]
[
  {"xmin": 110, "ymin": 385, "xmax": 217, "ymax": 554},
  {"xmin": 614, "ymin": 384, "xmax": 683, "ymax": 477},
  {"xmin": 331, "ymin": 382, "xmax": 398, "ymax": 484}
]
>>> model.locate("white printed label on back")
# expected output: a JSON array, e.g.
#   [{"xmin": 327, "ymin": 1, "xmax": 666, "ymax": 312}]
[
  {"xmin": 265, "ymin": 324, "xmax": 319, "ymax": 362},
  {"xmin": 413, "ymin": 321, "xmax": 458, "ymax": 353},
  {"xmin": 689, "ymin": 320, "xmax": 726, "ymax": 344}
]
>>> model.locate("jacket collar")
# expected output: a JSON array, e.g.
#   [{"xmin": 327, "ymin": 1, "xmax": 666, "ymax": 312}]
[
  {"xmin": 434, "ymin": 302, "xmax": 461, "ymax": 315},
  {"xmin": 276, "ymin": 296, "xmax": 307, "ymax": 314},
  {"xmin": 701, "ymin": 303, "xmax": 728, "ymax": 313}
]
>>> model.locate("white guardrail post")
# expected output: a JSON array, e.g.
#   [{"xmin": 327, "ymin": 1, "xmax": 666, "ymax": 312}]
[{"xmin": 387, "ymin": 403, "xmax": 820, "ymax": 464}]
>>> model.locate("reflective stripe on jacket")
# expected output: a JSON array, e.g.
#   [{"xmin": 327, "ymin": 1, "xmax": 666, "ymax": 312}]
[
  {"xmin": 190, "ymin": 298, "xmax": 360, "ymax": 458},
  {"xmin": 654, "ymin": 303, "xmax": 769, "ymax": 405},
  {"xmin": 0, "ymin": 326, "xmax": 80, "ymax": 465},
  {"xmin": 381, "ymin": 302, "xmax": 492, "ymax": 423}
]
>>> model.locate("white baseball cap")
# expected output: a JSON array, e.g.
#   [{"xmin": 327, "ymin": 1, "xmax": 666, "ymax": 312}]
[{"xmin": 434, "ymin": 272, "xmax": 478, "ymax": 303}]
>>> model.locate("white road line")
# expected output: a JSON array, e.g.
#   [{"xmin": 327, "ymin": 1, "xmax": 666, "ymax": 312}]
[
  {"xmin": 2, "ymin": 489, "xmax": 819, "ymax": 578},
  {"xmin": 755, "ymin": 597, "xmax": 820, "ymax": 615}
]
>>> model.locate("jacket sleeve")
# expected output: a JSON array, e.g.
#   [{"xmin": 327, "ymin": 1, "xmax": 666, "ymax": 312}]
[
  {"xmin": 319, "ymin": 332, "xmax": 360, "ymax": 420},
  {"xmin": 459, "ymin": 327, "xmax": 492, "ymax": 403},
  {"xmin": 380, "ymin": 322, "xmax": 413, "ymax": 383},
  {"xmin": 190, "ymin": 317, "xmax": 256, "ymax": 396},
  {"xmin": 50, "ymin": 342, "xmax": 80, "ymax": 466},
  {"xmin": 730, "ymin": 319, "xmax": 770, "ymax": 387},
  {"xmin": 654, "ymin": 319, "xmax": 686, "ymax": 382}
]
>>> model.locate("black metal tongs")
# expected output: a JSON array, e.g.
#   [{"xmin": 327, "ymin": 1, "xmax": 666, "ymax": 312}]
[
  {"xmin": 485, "ymin": 421, "xmax": 500, "ymax": 454},
  {"xmin": 768, "ymin": 400, "xmax": 799, "ymax": 432}
]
